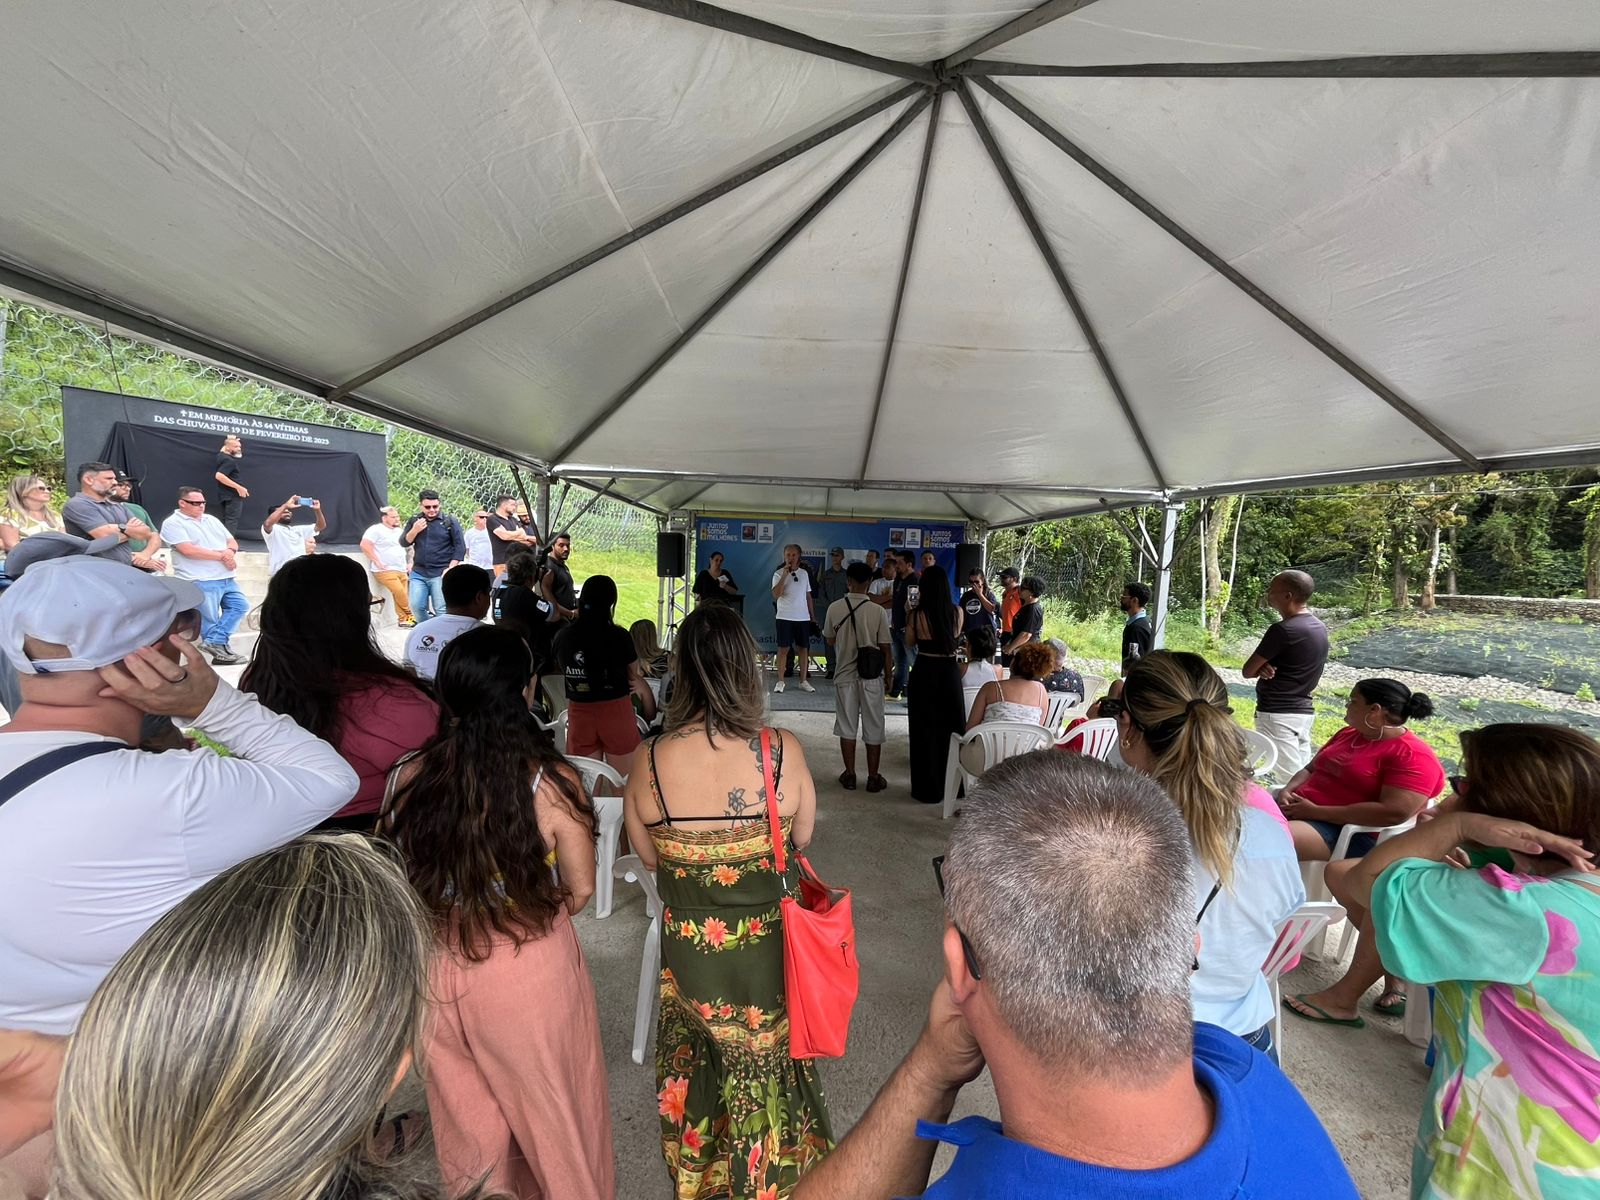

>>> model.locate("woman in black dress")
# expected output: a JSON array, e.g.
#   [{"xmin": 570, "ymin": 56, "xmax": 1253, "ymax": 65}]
[
  {"xmin": 905, "ymin": 564, "xmax": 965, "ymax": 802},
  {"xmin": 692, "ymin": 551, "xmax": 738, "ymax": 606}
]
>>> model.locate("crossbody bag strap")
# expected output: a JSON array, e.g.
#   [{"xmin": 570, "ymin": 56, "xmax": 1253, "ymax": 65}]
[
  {"xmin": 761, "ymin": 726, "xmax": 786, "ymax": 875},
  {"xmin": 0, "ymin": 742, "xmax": 124, "ymax": 810}
]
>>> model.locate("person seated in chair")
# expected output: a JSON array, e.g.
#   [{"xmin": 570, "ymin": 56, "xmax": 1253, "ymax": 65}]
[{"xmin": 959, "ymin": 643, "xmax": 1053, "ymax": 776}]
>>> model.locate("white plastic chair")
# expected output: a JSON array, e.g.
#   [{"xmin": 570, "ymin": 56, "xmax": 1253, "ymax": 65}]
[
  {"xmin": 1042, "ymin": 690, "xmax": 1078, "ymax": 737},
  {"xmin": 612, "ymin": 853, "xmax": 661, "ymax": 1065},
  {"xmin": 1301, "ymin": 816, "xmax": 1418, "ymax": 959},
  {"xmin": 1402, "ymin": 980, "xmax": 1433, "ymax": 1049},
  {"xmin": 1240, "ymin": 727, "xmax": 1280, "ymax": 781},
  {"xmin": 1057, "ymin": 717, "xmax": 1119, "ymax": 761},
  {"xmin": 941, "ymin": 721, "xmax": 1054, "ymax": 818},
  {"xmin": 962, "ymin": 685, "xmax": 982, "ymax": 717},
  {"xmin": 551, "ymin": 709, "xmax": 568, "ymax": 754},
  {"xmin": 1262, "ymin": 900, "xmax": 1346, "ymax": 1057},
  {"xmin": 567, "ymin": 755, "xmax": 627, "ymax": 918},
  {"xmin": 1059, "ymin": 673, "xmax": 1110, "ymax": 725}
]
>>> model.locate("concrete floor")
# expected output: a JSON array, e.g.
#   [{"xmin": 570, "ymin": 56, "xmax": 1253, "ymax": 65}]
[{"xmin": 214, "ymin": 633, "xmax": 1428, "ymax": 1197}]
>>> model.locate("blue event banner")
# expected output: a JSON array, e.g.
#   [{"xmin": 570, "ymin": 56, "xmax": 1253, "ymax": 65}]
[{"xmin": 694, "ymin": 515, "xmax": 965, "ymax": 652}]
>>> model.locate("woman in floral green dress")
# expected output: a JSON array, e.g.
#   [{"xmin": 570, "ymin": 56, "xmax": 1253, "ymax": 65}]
[
  {"xmin": 624, "ymin": 605, "xmax": 831, "ymax": 1199},
  {"xmin": 1341, "ymin": 724, "xmax": 1600, "ymax": 1198}
]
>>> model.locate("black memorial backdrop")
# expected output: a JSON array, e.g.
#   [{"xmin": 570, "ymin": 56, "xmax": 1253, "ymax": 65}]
[{"xmin": 101, "ymin": 423, "xmax": 384, "ymax": 547}]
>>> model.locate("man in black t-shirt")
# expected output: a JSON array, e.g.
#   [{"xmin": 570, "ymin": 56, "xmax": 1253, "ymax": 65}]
[
  {"xmin": 540, "ymin": 532, "xmax": 578, "ymax": 626},
  {"xmin": 959, "ymin": 568, "xmax": 997, "ymax": 634},
  {"xmin": 1243, "ymin": 570, "xmax": 1329, "ymax": 776},
  {"xmin": 486, "ymin": 493, "xmax": 538, "ymax": 580},
  {"xmin": 1120, "ymin": 581, "xmax": 1154, "ymax": 672},
  {"xmin": 212, "ymin": 435, "xmax": 249, "ymax": 535},
  {"xmin": 1001, "ymin": 575, "xmax": 1045, "ymax": 668}
]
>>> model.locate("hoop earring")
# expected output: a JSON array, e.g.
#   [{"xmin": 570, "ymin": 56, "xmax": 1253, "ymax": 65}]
[{"xmin": 1363, "ymin": 714, "xmax": 1378, "ymax": 732}]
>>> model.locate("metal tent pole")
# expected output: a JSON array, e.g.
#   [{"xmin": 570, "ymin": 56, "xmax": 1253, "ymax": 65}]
[{"xmin": 1151, "ymin": 501, "xmax": 1183, "ymax": 649}]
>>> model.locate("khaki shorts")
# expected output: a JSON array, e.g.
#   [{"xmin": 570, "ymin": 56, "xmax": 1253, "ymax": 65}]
[{"xmin": 833, "ymin": 677, "xmax": 886, "ymax": 745}]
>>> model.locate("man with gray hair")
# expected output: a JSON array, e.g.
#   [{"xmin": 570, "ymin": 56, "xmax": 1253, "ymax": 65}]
[
  {"xmin": 1243, "ymin": 569, "xmax": 1328, "ymax": 775},
  {"xmin": 794, "ymin": 754, "xmax": 1355, "ymax": 1199}
]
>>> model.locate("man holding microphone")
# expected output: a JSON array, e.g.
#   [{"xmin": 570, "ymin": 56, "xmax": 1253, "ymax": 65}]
[{"xmin": 770, "ymin": 543, "xmax": 815, "ymax": 694}]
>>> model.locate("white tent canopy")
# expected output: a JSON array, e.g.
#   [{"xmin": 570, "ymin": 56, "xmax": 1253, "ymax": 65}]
[{"xmin": 2, "ymin": 0, "xmax": 1598, "ymax": 525}]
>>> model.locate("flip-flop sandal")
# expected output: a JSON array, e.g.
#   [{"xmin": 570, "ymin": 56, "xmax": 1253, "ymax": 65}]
[
  {"xmin": 1373, "ymin": 991, "xmax": 1408, "ymax": 1017},
  {"xmin": 1283, "ymin": 995, "xmax": 1366, "ymax": 1028}
]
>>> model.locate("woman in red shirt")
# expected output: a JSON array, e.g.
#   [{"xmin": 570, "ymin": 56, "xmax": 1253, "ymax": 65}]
[
  {"xmin": 1278, "ymin": 678, "xmax": 1445, "ymax": 863},
  {"xmin": 241, "ymin": 554, "xmax": 438, "ymax": 831},
  {"xmin": 1279, "ymin": 677, "xmax": 1445, "ymax": 1027}
]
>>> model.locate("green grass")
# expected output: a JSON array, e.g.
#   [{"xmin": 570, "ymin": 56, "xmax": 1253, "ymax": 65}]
[
  {"xmin": 1041, "ymin": 604, "xmax": 1255, "ymax": 670},
  {"xmin": 572, "ymin": 546, "xmax": 662, "ymax": 632}
]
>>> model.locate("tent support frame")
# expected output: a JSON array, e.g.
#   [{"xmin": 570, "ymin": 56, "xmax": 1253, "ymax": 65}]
[
  {"xmin": 608, "ymin": 0, "xmax": 936, "ymax": 83},
  {"xmin": 858, "ymin": 90, "xmax": 942, "ymax": 482},
  {"xmin": 940, "ymin": 0, "xmax": 1107, "ymax": 71},
  {"xmin": 327, "ymin": 83, "xmax": 921, "ymax": 400},
  {"xmin": 552, "ymin": 92, "xmax": 934, "ymax": 463},
  {"xmin": 958, "ymin": 51, "xmax": 1600, "ymax": 78},
  {"xmin": 957, "ymin": 80, "xmax": 1168, "ymax": 489},
  {"xmin": 973, "ymin": 77, "xmax": 1487, "ymax": 471},
  {"xmin": 555, "ymin": 464, "xmax": 1159, "ymax": 498},
  {"xmin": 1151, "ymin": 501, "xmax": 1183, "ymax": 649}
]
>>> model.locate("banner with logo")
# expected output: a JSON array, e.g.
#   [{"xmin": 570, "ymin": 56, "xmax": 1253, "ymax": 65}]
[{"xmin": 694, "ymin": 515, "xmax": 965, "ymax": 651}]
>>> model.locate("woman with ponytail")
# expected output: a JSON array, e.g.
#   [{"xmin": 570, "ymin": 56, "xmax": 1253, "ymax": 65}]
[
  {"xmin": 384, "ymin": 626, "xmax": 613, "ymax": 1200},
  {"xmin": 1280, "ymin": 678, "xmax": 1446, "ymax": 1029},
  {"xmin": 553, "ymin": 573, "xmax": 656, "ymax": 779},
  {"xmin": 1118, "ymin": 651, "xmax": 1304, "ymax": 1059}
]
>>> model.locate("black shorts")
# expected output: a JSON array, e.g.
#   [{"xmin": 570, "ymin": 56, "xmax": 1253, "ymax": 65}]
[{"xmin": 775, "ymin": 618, "xmax": 811, "ymax": 649}]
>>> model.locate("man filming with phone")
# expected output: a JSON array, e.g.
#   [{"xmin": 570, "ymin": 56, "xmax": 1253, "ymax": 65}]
[
  {"xmin": 770, "ymin": 543, "xmax": 815, "ymax": 694},
  {"xmin": 260, "ymin": 495, "xmax": 326, "ymax": 577}
]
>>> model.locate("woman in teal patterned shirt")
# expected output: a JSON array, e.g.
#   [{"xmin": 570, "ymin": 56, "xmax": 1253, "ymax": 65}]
[{"xmin": 1343, "ymin": 724, "xmax": 1600, "ymax": 1198}]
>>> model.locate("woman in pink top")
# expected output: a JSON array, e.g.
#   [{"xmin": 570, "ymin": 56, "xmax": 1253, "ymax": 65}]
[
  {"xmin": 241, "ymin": 554, "xmax": 437, "ymax": 831},
  {"xmin": 1280, "ymin": 678, "xmax": 1446, "ymax": 1027}
]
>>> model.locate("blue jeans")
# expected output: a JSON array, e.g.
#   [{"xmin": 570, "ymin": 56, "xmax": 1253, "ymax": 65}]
[
  {"xmin": 890, "ymin": 628, "xmax": 916, "ymax": 695},
  {"xmin": 194, "ymin": 578, "xmax": 249, "ymax": 647},
  {"xmin": 408, "ymin": 572, "xmax": 446, "ymax": 622},
  {"xmin": 1239, "ymin": 1021, "xmax": 1278, "ymax": 1064}
]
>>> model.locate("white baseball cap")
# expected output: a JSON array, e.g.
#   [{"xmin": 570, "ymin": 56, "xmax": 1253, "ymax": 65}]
[{"xmin": 0, "ymin": 556, "xmax": 204, "ymax": 675}]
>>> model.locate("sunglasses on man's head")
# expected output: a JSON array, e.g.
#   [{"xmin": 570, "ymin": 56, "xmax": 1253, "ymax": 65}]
[{"xmin": 932, "ymin": 855, "xmax": 983, "ymax": 981}]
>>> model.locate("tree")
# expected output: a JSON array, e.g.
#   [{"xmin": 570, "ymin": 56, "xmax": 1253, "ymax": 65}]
[{"xmin": 1573, "ymin": 484, "xmax": 1600, "ymax": 600}]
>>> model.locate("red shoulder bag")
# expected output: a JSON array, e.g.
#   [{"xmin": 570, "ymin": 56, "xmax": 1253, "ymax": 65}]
[{"xmin": 761, "ymin": 727, "xmax": 859, "ymax": 1059}]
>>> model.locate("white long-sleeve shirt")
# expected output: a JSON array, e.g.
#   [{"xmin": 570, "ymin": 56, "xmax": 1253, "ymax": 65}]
[{"xmin": 0, "ymin": 682, "xmax": 358, "ymax": 1034}]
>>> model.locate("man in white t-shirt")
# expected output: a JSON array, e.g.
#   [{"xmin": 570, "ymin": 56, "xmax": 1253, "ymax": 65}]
[
  {"xmin": 0, "ymin": 556, "xmax": 357, "ymax": 1035},
  {"xmin": 404, "ymin": 563, "xmax": 491, "ymax": 680},
  {"xmin": 158, "ymin": 485, "xmax": 249, "ymax": 666},
  {"xmin": 360, "ymin": 507, "xmax": 414, "ymax": 627},
  {"xmin": 260, "ymin": 494, "xmax": 326, "ymax": 576},
  {"xmin": 769, "ymin": 543, "xmax": 815, "ymax": 694}
]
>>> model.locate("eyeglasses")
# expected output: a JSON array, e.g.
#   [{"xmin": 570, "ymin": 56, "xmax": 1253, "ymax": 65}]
[
  {"xmin": 1449, "ymin": 774, "xmax": 1467, "ymax": 795},
  {"xmin": 368, "ymin": 596, "xmax": 385, "ymax": 611},
  {"xmin": 931, "ymin": 855, "xmax": 983, "ymax": 980}
]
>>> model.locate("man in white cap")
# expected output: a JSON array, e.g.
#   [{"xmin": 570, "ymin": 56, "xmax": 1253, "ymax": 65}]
[{"xmin": 0, "ymin": 555, "xmax": 357, "ymax": 1037}]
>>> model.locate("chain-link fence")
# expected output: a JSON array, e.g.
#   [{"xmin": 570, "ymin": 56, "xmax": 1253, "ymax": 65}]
[{"xmin": 0, "ymin": 297, "xmax": 654, "ymax": 553}]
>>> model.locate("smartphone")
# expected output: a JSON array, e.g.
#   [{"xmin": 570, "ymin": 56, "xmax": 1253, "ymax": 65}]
[
  {"xmin": 906, "ymin": 584, "xmax": 921, "ymax": 607},
  {"xmin": 297, "ymin": 496, "xmax": 316, "ymax": 507}
]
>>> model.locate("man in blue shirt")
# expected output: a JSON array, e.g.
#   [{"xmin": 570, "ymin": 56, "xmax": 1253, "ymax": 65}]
[
  {"xmin": 402, "ymin": 489, "xmax": 465, "ymax": 622},
  {"xmin": 793, "ymin": 754, "xmax": 1357, "ymax": 1200}
]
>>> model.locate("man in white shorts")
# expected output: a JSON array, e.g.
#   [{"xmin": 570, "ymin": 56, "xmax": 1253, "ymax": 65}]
[{"xmin": 823, "ymin": 562, "xmax": 893, "ymax": 793}]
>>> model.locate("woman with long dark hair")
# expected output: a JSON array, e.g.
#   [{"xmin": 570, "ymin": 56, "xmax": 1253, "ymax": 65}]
[
  {"xmin": 383, "ymin": 625, "xmax": 611, "ymax": 1199},
  {"xmin": 621, "ymin": 604, "xmax": 829, "ymax": 1198},
  {"xmin": 904, "ymin": 564, "xmax": 964, "ymax": 802},
  {"xmin": 553, "ymin": 573, "xmax": 655, "ymax": 777},
  {"xmin": 241, "ymin": 553, "xmax": 437, "ymax": 831}
]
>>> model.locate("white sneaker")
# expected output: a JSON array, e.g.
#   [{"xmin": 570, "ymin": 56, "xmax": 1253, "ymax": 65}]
[
  {"xmin": 797, "ymin": 680, "xmax": 816, "ymax": 693},
  {"xmin": 773, "ymin": 679, "xmax": 786, "ymax": 693}
]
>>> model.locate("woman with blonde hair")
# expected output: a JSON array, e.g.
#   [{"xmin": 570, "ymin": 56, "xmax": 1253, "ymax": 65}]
[
  {"xmin": 52, "ymin": 834, "xmax": 468, "ymax": 1200},
  {"xmin": 1334, "ymin": 724, "xmax": 1600, "ymax": 1197},
  {"xmin": 630, "ymin": 618, "xmax": 670, "ymax": 679},
  {"xmin": 1117, "ymin": 650, "xmax": 1304, "ymax": 1059},
  {"xmin": 623, "ymin": 603, "xmax": 830, "ymax": 1198},
  {"xmin": 0, "ymin": 475, "xmax": 61, "ymax": 553}
]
